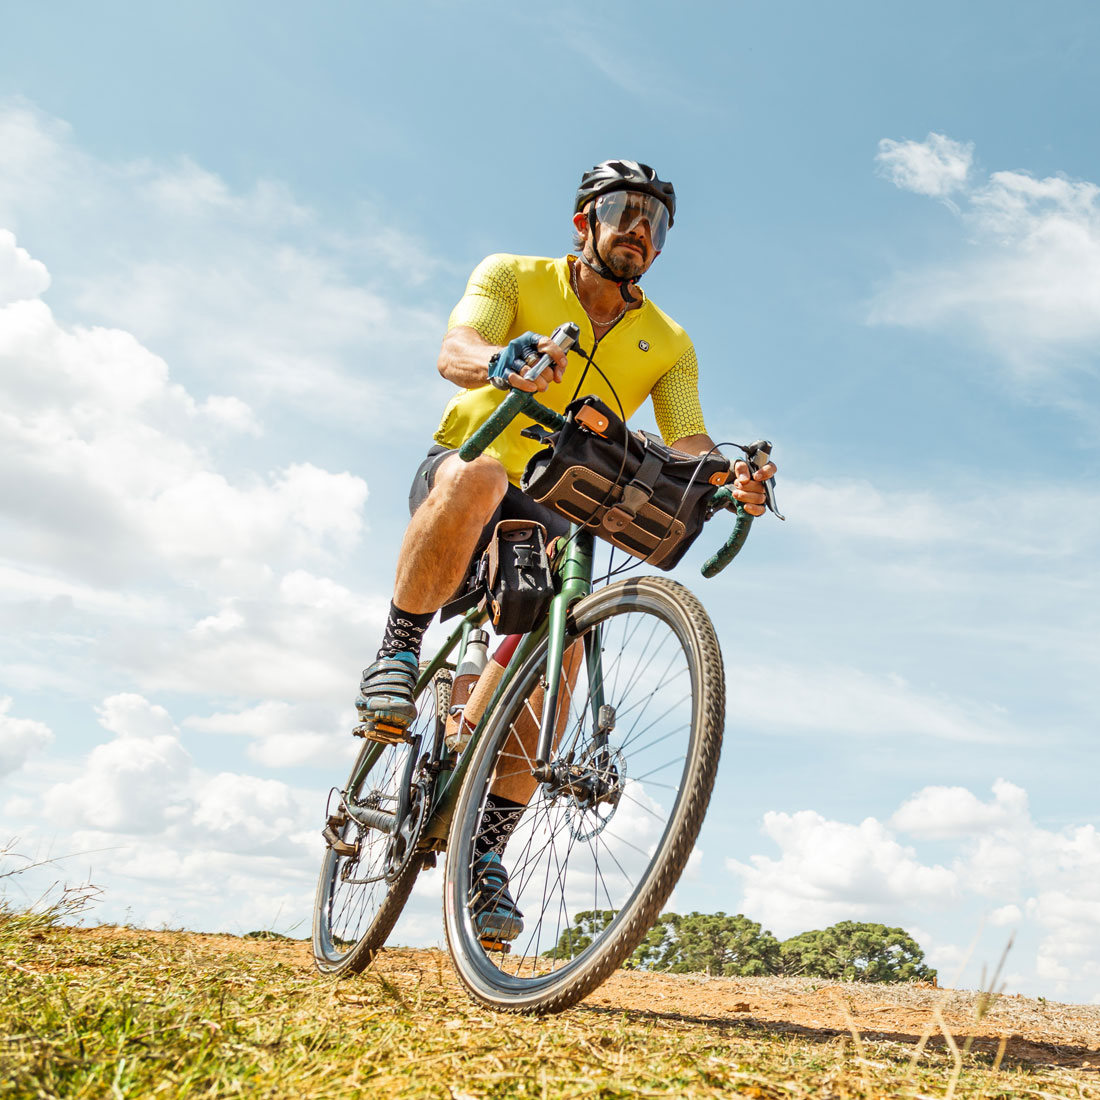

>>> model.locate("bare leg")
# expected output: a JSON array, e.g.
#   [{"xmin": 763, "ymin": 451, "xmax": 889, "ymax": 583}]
[
  {"xmin": 393, "ymin": 454, "xmax": 508, "ymax": 615},
  {"xmin": 490, "ymin": 642, "xmax": 584, "ymax": 803}
]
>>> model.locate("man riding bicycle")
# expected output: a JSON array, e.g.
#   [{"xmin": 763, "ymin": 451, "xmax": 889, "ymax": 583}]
[{"xmin": 355, "ymin": 159, "xmax": 776, "ymax": 943}]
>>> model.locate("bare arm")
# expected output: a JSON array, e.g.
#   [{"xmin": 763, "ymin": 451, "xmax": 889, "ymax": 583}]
[
  {"xmin": 437, "ymin": 325, "xmax": 498, "ymax": 389},
  {"xmin": 668, "ymin": 432, "xmax": 716, "ymax": 458}
]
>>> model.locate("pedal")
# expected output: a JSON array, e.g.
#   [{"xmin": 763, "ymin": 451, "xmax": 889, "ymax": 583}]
[
  {"xmin": 322, "ymin": 824, "xmax": 359, "ymax": 859},
  {"xmin": 352, "ymin": 720, "xmax": 410, "ymax": 745},
  {"xmin": 479, "ymin": 938, "xmax": 511, "ymax": 954}
]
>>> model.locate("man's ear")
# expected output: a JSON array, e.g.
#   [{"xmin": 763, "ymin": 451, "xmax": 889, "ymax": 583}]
[{"xmin": 572, "ymin": 211, "xmax": 588, "ymax": 240}]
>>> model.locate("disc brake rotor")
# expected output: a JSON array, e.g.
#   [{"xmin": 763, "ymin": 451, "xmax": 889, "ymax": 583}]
[{"xmin": 563, "ymin": 746, "xmax": 626, "ymax": 841}]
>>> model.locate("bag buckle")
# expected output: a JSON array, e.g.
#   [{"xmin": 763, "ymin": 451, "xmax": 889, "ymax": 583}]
[{"xmin": 603, "ymin": 481, "xmax": 653, "ymax": 532}]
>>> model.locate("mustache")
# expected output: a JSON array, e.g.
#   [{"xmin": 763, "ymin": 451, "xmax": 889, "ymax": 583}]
[{"xmin": 615, "ymin": 235, "xmax": 647, "ymax": 258}]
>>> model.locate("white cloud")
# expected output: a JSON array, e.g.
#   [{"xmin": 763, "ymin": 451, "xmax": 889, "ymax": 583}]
[
  {"xmin": 730, "ymin": 782, "xmax": 1100, "ymax": 1000},
  {"xmin": 876, "ymin": 133, "xmax": 974, "ymax": 197},
  {"xmin": 199, "ymin": 395, "xmax": 261, "ymax": 436},
  {"xmin": 0, "ymin": 248, "xmax": 368, "ymax": 589},
  {"xmin": 0, "ymin": 696, "xmax": 54, "ymax": 777},
  {"xmin": 0, "ymin": 100, "xmax": 446, "ymax": 941},
  {"xmin": 728, "ymin": 810, "xmax": 956, "ymax": 937},
  {"xmin": 96, "ymin": 693, "xmax": 178, "ymax": 740},
  {"xmin": 183, "ymin": 698, "xmax": 354, "ymax": 768},
  {"xmin": 784, "ymin": 476, "xmax": 1100, "ymax": 560},
  {"xmin": 891, "ymin": 778, "xmax": 1029, "ymax": 839},
  {"xmin": 22, "ymin": 693, "xmax": 322, "ymax": 930},
  {"xmin": 871, "ymin": 134, "xmax": 1100, "ymax": 382},
  {"xmin": 727, "ymin": 662, "xmax": 1015, "ymax": 743},
  {"xmin": 44, "ymin": 694, "xmax": 191, "ymax": 833},
  {"xmin": 0, "ymin": 229, "xmax": 384, "ymax": 709},
  {"xmin": 0, "ymin": 100, "xmax": 452, "ymax": 427},
  {"xmin": 0, "ymin": 228, "xmax": 49, "ymax": 304}
]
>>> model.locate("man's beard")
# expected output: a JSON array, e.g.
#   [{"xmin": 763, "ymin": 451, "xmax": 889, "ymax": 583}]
[
  {"xmin": 588, "ymin": 230, "xmax": 646, "ymax": 280},
  {"xmin": 606, "ymin": 247, "xmax": 645, "ymax": 280}
]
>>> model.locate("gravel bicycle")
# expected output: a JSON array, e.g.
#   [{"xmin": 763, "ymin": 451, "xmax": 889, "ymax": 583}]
[{"xmin": 312, "ymin": 330, "xmax": 777, "ymax": 1014}]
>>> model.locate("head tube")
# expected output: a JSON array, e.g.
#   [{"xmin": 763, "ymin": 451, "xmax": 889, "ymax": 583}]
[{"xmin": 593, "ymin": 191, "xmax": 670, "ymax": 251}]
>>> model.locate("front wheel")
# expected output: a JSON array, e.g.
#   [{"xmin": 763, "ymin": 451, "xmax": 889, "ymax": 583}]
[{"xmin": 443, "ymin": 577, "xmax": 725, "ymax": 1013}]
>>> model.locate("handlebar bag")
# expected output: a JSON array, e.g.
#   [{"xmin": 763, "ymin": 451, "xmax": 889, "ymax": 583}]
[{"xmin": 521, "ymin": 395, "xmax": 731, "ymax": 570}]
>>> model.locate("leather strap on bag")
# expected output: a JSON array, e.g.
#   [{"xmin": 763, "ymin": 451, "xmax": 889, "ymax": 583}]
[{"xmin": 603, "ymin": 440, "xmax": 665, "ymax": 533}]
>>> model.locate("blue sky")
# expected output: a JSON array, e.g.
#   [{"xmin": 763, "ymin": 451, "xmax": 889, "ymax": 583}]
[{"xmin": 2, "ymin": 2, "xmax": 1099, "ymax": 1002}]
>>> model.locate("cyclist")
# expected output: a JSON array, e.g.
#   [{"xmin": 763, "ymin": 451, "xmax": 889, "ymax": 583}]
[{"xmin": 356, "ymin": 159, "xmax": 776, "ymax": 941}]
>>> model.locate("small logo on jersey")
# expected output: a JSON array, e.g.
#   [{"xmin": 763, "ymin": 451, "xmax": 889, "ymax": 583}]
[{"xmin": 638, "ymin": 339, "xmax": 650, "ymax": 352}]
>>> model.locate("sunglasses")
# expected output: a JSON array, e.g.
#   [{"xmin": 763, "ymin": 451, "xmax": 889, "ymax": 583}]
[{"xmin": 592, "ymin": 191, "xmax": 670, "ymax": 252}]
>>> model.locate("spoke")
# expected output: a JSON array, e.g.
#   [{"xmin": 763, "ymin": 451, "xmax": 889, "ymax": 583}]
[
  {"xmin": 617, "ymin": 692, "xmax": 692, "ymax": 757},
  {"xmin": 613, "ymin": 660, "xmax": 691, "ymax": 750},
  {"xmin": 456, "ymin": 592, "xmax": 712, "ymax": 996},
  {"xmin": 626, "ymin": 773, "xmax": 682, "ymax": 792},
  {"xmin": 598, "ymin": 821, "xmax": 661, "ymax": 859},
  {"xmin": 625, "ymin": 722, "xmax": 692, "ymax": 760}
]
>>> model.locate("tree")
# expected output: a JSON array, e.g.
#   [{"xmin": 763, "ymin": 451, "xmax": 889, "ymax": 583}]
[
  {"xmin": 542, "ymin": 909, "xmax": 616, "ymax": 960},
  {"xmin": 629, "ymin": 912, "xmax": 781, "ymax": 976},
  {"xmin": 545, "ymin": 912, "xmax": 936, "ymax": 984},
  {"xmin": 778, "ymin": 921, "xmax": 937, "ymax": 983}
]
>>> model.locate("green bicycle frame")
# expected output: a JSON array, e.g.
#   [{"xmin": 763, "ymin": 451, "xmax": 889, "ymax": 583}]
[
  {"xmin": 342, "ymin": 524, "xmax": 597, "ymax": 849},
  {"xmin": 420, "ymin": 524, "xmax": 595, "ymax": 844}
]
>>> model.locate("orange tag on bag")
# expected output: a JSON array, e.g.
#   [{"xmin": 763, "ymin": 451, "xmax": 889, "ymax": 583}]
[
  {"xmin": 576, "ymin": 405, "xmax": 610, "ymax": 436},
  {"xmin": 709, "ymin": 470, "xmax": 730, "ymax": 486}
]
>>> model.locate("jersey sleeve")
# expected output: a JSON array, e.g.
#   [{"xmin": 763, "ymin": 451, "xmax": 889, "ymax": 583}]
[
  {"xmin": 447, "ymin": 254, "xmax": 519, "ymax": 345},
  {"xmin": 651, "ymin": 343, "xmax": 707, "ymax": 443}
]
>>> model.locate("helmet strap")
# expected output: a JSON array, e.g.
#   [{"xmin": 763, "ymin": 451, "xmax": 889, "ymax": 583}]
[{"xmin": 584, "ymin": 208, "xmax": 641, "ymax": 304}]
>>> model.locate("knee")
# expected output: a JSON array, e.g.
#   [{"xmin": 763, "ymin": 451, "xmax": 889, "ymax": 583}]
[{"xmin": 432, "ymin": 454, "xmax": 508, "ymax": 515}]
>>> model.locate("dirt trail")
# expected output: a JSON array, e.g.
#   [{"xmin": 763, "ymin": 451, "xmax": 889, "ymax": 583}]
[{"xmin": 80, "ymin": 929, "xmax": 1100, "ymax": 1073}]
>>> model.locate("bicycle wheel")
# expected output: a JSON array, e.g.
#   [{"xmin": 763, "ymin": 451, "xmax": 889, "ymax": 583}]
[
  {"xmin": 443, "ymin": 576, "xmax": 724, "ymax": 1013},
  {"xmin": 312, "ymin": 671, "xmax": 450, "ymax": 976}
]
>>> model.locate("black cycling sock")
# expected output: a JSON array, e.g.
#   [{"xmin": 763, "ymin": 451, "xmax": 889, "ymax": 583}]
[
  {"xmin": 475, "ymin": 794, "xmax": 526, "ymax": 861},
  {"xmin": 377, "ymin": 602, "xmax": 434, "ymax": 661}
]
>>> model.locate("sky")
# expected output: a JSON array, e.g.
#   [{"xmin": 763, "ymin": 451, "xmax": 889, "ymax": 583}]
[{"xmin": 2, "ymin": 1, "xmax": 1099, "ymax": 1003}]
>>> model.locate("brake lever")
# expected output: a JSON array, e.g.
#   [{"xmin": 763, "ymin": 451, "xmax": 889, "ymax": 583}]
[{"xmin": 743, "ymin": 439, "xmax": 785, "ymax": 521}]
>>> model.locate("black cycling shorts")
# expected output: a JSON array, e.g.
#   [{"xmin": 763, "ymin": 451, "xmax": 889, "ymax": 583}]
[{"xmin": 408, "ymin": 445, "xmax": 570, "ymax": 564}]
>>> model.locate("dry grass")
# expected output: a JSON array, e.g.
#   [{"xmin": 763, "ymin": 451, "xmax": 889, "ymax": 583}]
[{"xmin": 2, "ymin": 917, "xmax": 1098, "ymax": 1099}]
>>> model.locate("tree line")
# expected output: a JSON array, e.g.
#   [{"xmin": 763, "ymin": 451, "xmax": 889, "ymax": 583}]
[{"xmin": 545, "ymin": 911, "xmax": 937, "ymax": 983}]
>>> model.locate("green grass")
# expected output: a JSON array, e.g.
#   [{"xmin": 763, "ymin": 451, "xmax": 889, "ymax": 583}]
[{"xmin": 1, "ymin": 912, "xmax": 1095, "ymax": 1099}]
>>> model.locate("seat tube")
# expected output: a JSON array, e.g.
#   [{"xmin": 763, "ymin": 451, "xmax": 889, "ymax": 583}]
[{"xmin": 535, "ymin": 527, "xmax": 593, "ymax": 767}]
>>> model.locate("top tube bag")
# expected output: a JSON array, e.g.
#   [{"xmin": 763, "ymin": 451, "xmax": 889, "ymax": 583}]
[{"xmin": 520, "ymin": 395, "xmax": 730, "ymax": 570}]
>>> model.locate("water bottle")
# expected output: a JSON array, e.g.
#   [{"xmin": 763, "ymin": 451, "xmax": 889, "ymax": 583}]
[{"xmin": 445, "ymin": 629, "xmax": 490, "ymax": 751}]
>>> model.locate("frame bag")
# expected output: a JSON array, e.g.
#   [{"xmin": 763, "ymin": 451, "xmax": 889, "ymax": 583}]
[
  {"xmin": 438, "ymin": 520, "xmax": 554, "ymax": 633},
  {"xmin": 521, "ymin": 395, "xmax": 730, "ymax": 570},
  {"xmin": 486, "ymin": 519, "xmax": 555, "ymax": 634}
]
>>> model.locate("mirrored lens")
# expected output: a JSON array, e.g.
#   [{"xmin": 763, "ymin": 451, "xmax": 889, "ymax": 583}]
[{"xmin": 593, "ymin": 191, "xmax": 670, "ymax": 251}]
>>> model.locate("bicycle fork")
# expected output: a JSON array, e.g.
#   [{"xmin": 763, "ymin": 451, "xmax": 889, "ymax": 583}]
[{"xmin": 531, "ymin": 531, "xmax": 620, "ymax": 809}]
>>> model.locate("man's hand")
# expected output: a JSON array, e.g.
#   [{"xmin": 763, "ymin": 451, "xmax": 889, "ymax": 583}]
[
  {"xmin": 731, "ymin": 458, "xmax": 777, "ymax": 517},
  {"xmin": 488, "ymin": 331, "xmax": 569, "ymax": 393}
]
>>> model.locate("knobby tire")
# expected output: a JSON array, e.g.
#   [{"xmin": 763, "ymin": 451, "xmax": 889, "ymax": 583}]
[{"xmin": 442, "ymin": 576, "xmax": 724, "ymax": 1014}]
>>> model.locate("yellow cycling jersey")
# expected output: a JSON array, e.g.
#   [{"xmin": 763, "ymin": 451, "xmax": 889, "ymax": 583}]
[{"xmin": 434, "ymin": 253, "xmax": 706, "ymax": 485}]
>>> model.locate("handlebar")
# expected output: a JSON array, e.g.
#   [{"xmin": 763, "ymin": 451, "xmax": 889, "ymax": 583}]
[
  {"xmin": 701, "ymin": 491, "xmax": 753, "ymax": 577},
  {"xmin": 458, "ymin": 323, "xmax": 579, "ymax": 462},
  {"xmin": 459, "ymin": 321, "xmax": 776, "ymax": 577}
]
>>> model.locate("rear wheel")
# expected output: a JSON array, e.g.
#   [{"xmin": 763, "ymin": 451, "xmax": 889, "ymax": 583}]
[
  {"xmin": 312, "ymin": 672, "xmax": 450, "ymax": 976},
  {"xmin": 443, "ymin": 577, "xmax": 724, "ymax": 1013}
]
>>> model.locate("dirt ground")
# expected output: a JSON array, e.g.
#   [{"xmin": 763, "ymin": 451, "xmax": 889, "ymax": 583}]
[{"xmin": 90, "ymin": 930, "xmax": 1100, "ymax": 1074}]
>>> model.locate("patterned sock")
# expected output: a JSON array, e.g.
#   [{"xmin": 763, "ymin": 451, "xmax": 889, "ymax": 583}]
[
  {"xmin": 376, "ymin": 602, "xmax": 435, "ymax": 661},
  {"xmin": 475, "ymin": 794, "xmax": 526, "ymax": 861}
]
